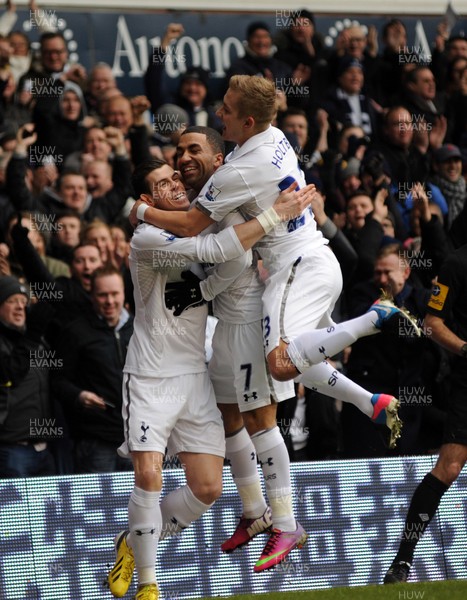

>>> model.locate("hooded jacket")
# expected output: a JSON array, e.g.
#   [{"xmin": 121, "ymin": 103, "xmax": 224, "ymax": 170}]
[{"xmin": 32, "ymin": 79, "xmax": 87, "ymax": 164}]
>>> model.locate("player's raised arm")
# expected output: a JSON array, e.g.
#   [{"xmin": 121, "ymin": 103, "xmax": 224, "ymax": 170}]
[
  {"xmin": 232, "ymin": 181, "xmax": 315, "ymax": 250},
  {"xmin": 130, "ymin": 200, "xmax": 212, "ymax": 237},
  {"xmin": 134, "ymin": 181, "xmax": 315, "ymax": 263}
]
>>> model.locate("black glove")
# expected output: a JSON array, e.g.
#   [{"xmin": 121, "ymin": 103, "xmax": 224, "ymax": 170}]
[{"xmin": 164, "ymin": 271, "xmax": 206, "ymax": 317}]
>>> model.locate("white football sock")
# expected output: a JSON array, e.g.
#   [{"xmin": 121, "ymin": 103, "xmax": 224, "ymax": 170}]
[
  {"xmin": 127, "ymin": 486, "xmax": 161, "ymax": 586},
  {"xmin": 251, "ymin": 426, "xmax": 296, "ymax": 531},
  {"xmin": 226, "ymin": 427, "xmax": 267, "ymax": 518},
  {"xmin": 159, "ymin": 485, "xmax": 212, "ymax": 540},
  {"xmin": 298, "ymin": 360, "xmax": 373, "ymax": 417},
  {"xmin": 287, "ymin": 313, "xmax": 379, "ymax": 372}
]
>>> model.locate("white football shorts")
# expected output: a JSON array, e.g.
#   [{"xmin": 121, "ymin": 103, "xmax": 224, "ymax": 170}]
[
  {"xmin": 118, "ymin": 372, "xmax": 225, "ymax": 458},
  {"xmin": 209, "ymin": 319, "xmax": 294, "ymax": 412},
  {"xmin": 262, "ymin": 245, "xmax": 343, "ymax": 352}
]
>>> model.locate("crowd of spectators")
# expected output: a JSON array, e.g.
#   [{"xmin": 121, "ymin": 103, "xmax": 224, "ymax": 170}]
[{"xmin": 0, "ymin": 4, "xmax": 466, "ymax": 476}]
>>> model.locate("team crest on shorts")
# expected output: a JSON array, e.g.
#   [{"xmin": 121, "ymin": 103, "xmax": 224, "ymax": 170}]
[
  {"xmin": 140, "ymin": 422, "xmax": 150, "ymax": 442},
  {"xmin": 204, "ymin": 182, "xmax": 221, "ymax": 202}
]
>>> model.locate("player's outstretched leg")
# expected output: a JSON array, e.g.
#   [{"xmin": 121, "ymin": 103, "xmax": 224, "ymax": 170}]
[
  {"xmin": 286, "ymin": 292, "xmax": 421, "ymax": 374},
  {"xmin": 107, "ymin": 530, "xmax": 135, "ymax": 598},
  {"xmin": 298, "ymin": 361, "xmax": 404, "ymax": 448}
]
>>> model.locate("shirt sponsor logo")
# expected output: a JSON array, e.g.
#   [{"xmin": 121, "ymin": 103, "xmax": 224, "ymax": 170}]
[
  {"xmin": 160, "ymin": 230, "xmax": 176, "ymax": 241},
  {"xmin": 204, "ymin": 183, "xmax": 221, "ymax": 202},
  {"xmin": 287, "ymin": 214, "xmax": 305, "ymax": 232},
  {"xmin": 427, "ymin": 282, "xmax": 449, "ymax": 311}
]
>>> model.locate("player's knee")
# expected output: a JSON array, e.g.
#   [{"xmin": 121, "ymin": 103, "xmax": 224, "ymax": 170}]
[
  {"xmin": 243, "ymin": 411, "xmax": 264, "ymax": 435},
  {"xmin": 267, "ymin": 345, "xmax": 298, "ymax": 381},
  {"xmin": 434, "ymin": 461, "xmax": 463, "ymax": 486},
  {"xmin": 218, "ymin": 404, "xmax": 244, "ymax": 434},
  {"xmin": 267, "ymin": 356, "xmax": 289, "ymax": 381},
  {"xmin": 207, "ymin": 479, "xmax": 223, "ymax": 503},
  {"xmin": 444, "ymin": 462, "xmax": 463, "ymax": 484},
  {"xmin": 191, "ymin": 478, "xmax": 222, "ymax": 504},
  {"xmin": 242, "ymin": 406, "xmax": 277, "ymax": 435},
  {"xmin": 133, "ymin": 467, "xmax": 163, "ymax": 491}
]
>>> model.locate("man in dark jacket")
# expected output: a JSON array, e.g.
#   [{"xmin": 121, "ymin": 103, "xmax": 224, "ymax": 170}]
[
  {"xmin": 342, "ymin": 243, "xmax": 438, "ymax": 457},
  {"xmin": 384, "ymin": 242, "xmax": 467, "ymax": 584},
  {"xmin": 0, "ymin": 275, "xmax": 55, "ymax": 477},
  {"xmin": 399, "ymin": 65, "xmax": 445, "ymax": 129},
  {"xmin": 52, "ymin": 265, "xmax": 133, "ymax": 473},
  {"xmin": 322, "ymin": 56, "xmax": 378, "ymax": 140},
  {"xmin": 225, "ymin": 21, "xmax": 292, "ymax": 96},
  {"xmin": 274, "ymin": 9, "xmax": 329, "ymax": 109},
  {"xmin": 369, "ymin": 106, "xmax": 429, "ymax": 187}
]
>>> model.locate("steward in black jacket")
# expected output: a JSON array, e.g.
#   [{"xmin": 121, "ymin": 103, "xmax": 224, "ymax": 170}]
[
  {"xmin": 52, "ymin": 309, "xmax": 133, "ymax": 445},
  {"xmin": 51, "ymin": 266, "xmax": 134, "ymax": 473}
]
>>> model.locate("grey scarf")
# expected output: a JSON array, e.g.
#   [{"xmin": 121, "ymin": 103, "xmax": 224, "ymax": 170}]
[{"xmin": 430, "ymin": 174, "xmax": 466, "ymax": 228}]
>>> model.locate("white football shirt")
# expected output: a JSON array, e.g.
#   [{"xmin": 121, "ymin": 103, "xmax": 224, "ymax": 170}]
[
  {"xmin": 124, "ymin": 222, "xmax": 244, "ymax": 378},
  {"xmin": 202, "ymin": 210, "xmax": 264, "ymax": 324},
  {"xmin": 196, "ymin": 125, "xmax": 327, "ymax": 274}
]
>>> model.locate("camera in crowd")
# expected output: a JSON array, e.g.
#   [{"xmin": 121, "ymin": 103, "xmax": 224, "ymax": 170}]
[{"xmin": 347, "ymin": 134, "xmax": 370, "ymax": 158}]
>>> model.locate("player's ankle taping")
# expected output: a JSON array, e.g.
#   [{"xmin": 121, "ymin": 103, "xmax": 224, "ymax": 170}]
[{"xmin": 256, "ymin": 207, "xmax": 281, "ymax": 233}]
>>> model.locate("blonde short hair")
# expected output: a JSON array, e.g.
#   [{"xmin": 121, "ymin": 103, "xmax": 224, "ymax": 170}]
[
  {"xmin": 80, "ymin": 219, "xmax": 112, "ymax": 244},
  {"xmin": 376, "ymin": 242, "xmax": 408, "ymax": 266},
  {"xmin": 228, "ymin": 75, "xmax": 277, "ymax": 127}
]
